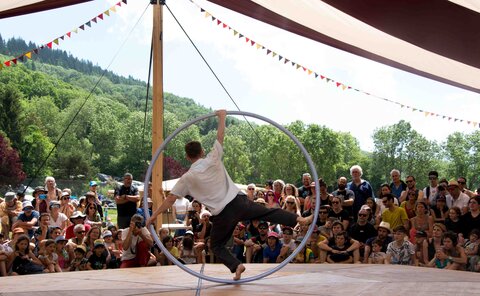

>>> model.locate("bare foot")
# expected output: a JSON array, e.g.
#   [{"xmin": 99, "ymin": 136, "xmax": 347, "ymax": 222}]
[
  {"xmin": 297, "ymin": 215, "xmax": 313, "ymax": 225},
  {"xmin": 233, "ymin": 264, "xmax": 246, "ymax": 281}
]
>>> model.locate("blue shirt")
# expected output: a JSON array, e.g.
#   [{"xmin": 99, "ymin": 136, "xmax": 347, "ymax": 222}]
[
  {"xmin": 263, "ymin": 241, "xmax": 282, "ymax": 263},
  {"xmin": 17, "ymin": 210, "xmax": 40, "ymax": 238}
]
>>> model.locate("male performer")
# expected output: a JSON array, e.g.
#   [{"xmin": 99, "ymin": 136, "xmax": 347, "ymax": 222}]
[{"xmin": 147, "ymin": 110, "xmax": 311, "ymax": 280}]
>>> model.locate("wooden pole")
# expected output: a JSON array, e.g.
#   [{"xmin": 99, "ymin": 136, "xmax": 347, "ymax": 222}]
[{"xmin": 152, "ymin": 1, "xmax": 164, "ymax": 228}]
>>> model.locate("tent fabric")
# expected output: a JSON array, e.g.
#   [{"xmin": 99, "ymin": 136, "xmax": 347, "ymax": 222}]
[
  {"xmin": 207, "ymin": 0, "xmax": 480, "ymax": 93},
  {"xmin": 0, "ymin": 0, "xmax": 92, "ymax": 19}
]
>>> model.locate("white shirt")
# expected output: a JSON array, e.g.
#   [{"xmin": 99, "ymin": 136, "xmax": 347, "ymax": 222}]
[
  {"xmin": 121, "ymin": 227, "xmax": 151, "ymax": 261},
  {"xmin": 451, "ymin": 192, "xmax": 470, "ymax": 210},
  {"xmin": 173, "ymin": 197, "xmax": 190, "ymax": 214},
  {"xmin": 49, "ymin": 213, "xmax": 68, "ymax": 228},
  {"xmin": 171, "ymin": 140, "xmax": 239, "ymax": 215}
]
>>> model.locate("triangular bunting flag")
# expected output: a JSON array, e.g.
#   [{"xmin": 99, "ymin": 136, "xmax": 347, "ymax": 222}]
[
  {"xmin": 448, "ymin": 117, "xmax": 452, "ymax": 120},
  {"xmin": 272, "ymin": 52, "xmax": 277, "ymax": 57},
  {"xmin": 307, "ymin": 69, "xmax": 312, "ymax": 75},
  {"xmin": 284, "ymin": 59, "xmax": 289, "ymax": 64},
  {"xmin": 110, "ymin": 6, "xmax": 117, "ymax": 13},
  {"xmin": 60, "ymin": 36, "xmax": 65, "ymax": 40},
  {"xmin": 315, "ymin": 73, "xmax": 318, "ymax": 78},
  {"xmin": 86, "ymin": 21, "xmax": 91, "ymax": 27},
  {"xmin": 80, "ymin": 25, "xmax": 85, "ymax": 30},
  {"xmin": 211, "ymin": 16, "xmax": 215, "ymax": 21},
  {"xmin": 73, "ymin": 28, "xmax": 78, "ymax": 34},
  {"xmin": 326, "ymin": 78, "xmax": 331, "ymax": 83},
  {"xmin": 67, "ymin": 32, "xmax": 71, "ymax": 38},
  {"xmin": 424, "ymin": 112, "xmax": 429, "ymax": 117},
  {"xmin": 4, "ymin": 61, "xmax": 10, "ymax": 67},
  {"xmin": 25, "ymin": 52, "xmax": 32, "ymax": 59},
  {"xmin": 467, "ymin": 121, "xmax": 471, "ymax": 124},
  {"xmin": 342, "ymin": 85, "xmax": 347, "ymax": 90},
  {"xmin": 98, "ymin": 13, "xmax": 104, "ymax": 20},
  {"xmin": 33, "ymin": 49, "xmax": 39, "ymax": 54},
  {"xmin": 251, "ymin": 40, "xmax": 255, "ymax": 46},
  {"xmin": 18, "ymin": 56, "xmax": 25, "ymax": 62},
  {"xmin": 239, "ymin": 34, "xmax": 243, "ymax": 38},
  {"xmin": 223, "ymin": 23, "xmax": 227, "ymax": 29},
  {"xmin": 217, "ymin": 20, "xmax": 221, "ymax": 25},
  {"xmin": 336, "ymin": 82, "xmax": 341, "ymax": 87},
  {"xmin": 412, "ymin": 108, "xmax": 417, "ymax": 112},
  {"xmin": 233, "ymin": 30, "xmax": 238, "ymax": 36},
  {"xmin": 104, "ymin": 10, "xmax": 110, "ymax": 16},
  {"xmin": 267, "ymin": 49, "xmax": 271, "ymax": 55},
  {"xmin": 302, "ymin": 67, "xmax": 307, "ymax": 71},
  {"xmin": 122, "ymin": 0, "xmax": 127, "ymax": 4},
  {"xmin": 201, "ymin": 8, "xmax": 205, "ymax": 12},
  {"xmin": 278, "ymin": 55, "xmax": 283, "ymax": 61},
  {"xmin": 47, "ymin": 42, "xmax": 53, "ymax": 48},
  {"xmin": 116, "ymin": 1, "xmax": 122, "ymax": 6},
  {"xmin": 53, "ymin": 38, "xmax": 59, "ymax": 45},
  {"xmin": 296, "ymin": 64, "xmax": 301, "ymax": 69},
  {"xmin": 245, "ymin": 38, "xmax": 250, "ymax": 43},
  {"xmin": 40, "ymin": 45, "xmax": 45, "ymax": 49},
  {"xmin": 256, "ymin": 44, "xmax": 262, "ymax": 49},
  {"xmin": 320, "ymin": 75, "xmax": 325, "ymax": 79},
  {"xmin": 92, "ymin": 17, "xmax": 97, "ymax": 23},
  {"xmin": 474, "ymin": 122, "xmax": 478, "ymax": 126},
  {"xmin": 12, "ymin": 58, "xmax": 17, "ymax": 64},
  {"xmin": 291, "ymin": 61, "xmax": 295, "ymax": 66}
]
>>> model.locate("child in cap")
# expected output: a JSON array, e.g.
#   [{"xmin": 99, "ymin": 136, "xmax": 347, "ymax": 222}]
[
  {"xmin": 69, "ymin": 245, "xmax": 88, "ymax": 271},
  {"xmin": 87, "ymin": 239, "xmax": 107, "ymax": 270}
]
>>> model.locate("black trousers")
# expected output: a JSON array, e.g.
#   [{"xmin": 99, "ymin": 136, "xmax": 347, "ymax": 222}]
[{"xmin": 210, "ymin": 194, "xmax": 298, "ymax": 273}]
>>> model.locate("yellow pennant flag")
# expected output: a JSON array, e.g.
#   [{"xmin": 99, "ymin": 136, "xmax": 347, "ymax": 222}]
[
  {"xmin": 73, "ymin": 28, "xmax": 79, "ymax": 34},
  {"xmin": 272, "ymin": 52, "xmax": 277, "ymax": 57},
  {"xmin": 205, "ymin": 12, "xmax": 211, "ymax": 18},
  {"xmin": 296, "ymin": 64, "xmax": 301, "ymax": 69},
  {"xmin": 256, "ymin": 44, "xmax": 262, "ymax": 49},
  {"xmin": 307, "ymin": 70, "xmax": 312, "ymax": 75},
  {"xmin": 424, "ymin": 111, "xmax": 429, "ymax": 117},
  {"xmin": 104, "ymin": 10, "xmax": 110, "ymax": 16},
  {"xmin": 53, "ymin": 38, "xmax": 59, "ymax": 45},
  {"xmin": 110, "ymin": 6, "xmax": 117, "ymax": 13},
  {"xmin": 342, "ymin": 84, "xmax": 347, "ymax": 90},
  {"xmin": 25, "ymin": 52, "xmax": 32, "ymax": 59}
]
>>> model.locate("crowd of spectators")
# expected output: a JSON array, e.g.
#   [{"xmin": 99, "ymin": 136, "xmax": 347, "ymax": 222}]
[{"xmin": 1, "ymin": 167, "xmax": 480, "ymax": 277}]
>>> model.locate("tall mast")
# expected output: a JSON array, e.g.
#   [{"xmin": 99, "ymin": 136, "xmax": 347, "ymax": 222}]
[{"xmin": 151, "ymin": 0, "xmax": 164, "ymax": 226}]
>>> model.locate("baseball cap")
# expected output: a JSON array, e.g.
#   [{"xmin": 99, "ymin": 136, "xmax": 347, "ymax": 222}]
[
  {"xmin": 102, "ymin": 230, "xmax": 113, "ymax": 238},
  {"xmin": 4, "ymin": 192, "xmax": 15, "ymax": 202},
  {"xmin": 89, "ymin": 181, "xmax": 98, "ymax": 187},
  {"xmin": 22, "ymin": 201, "xmax": 33, "ymax": 211},
  {"xmin": 94, "ymin": 239, "xmax": 105, "ymax": 248}
]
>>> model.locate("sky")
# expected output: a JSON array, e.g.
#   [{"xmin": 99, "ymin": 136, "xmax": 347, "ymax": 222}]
[{"xmin": 1, "ymin": 0, "xmax": 479, "ymax": 151}]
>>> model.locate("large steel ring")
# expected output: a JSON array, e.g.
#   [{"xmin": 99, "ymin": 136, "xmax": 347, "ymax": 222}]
[{"xmin": 143, "ymin": 110, "xmax": 320, "ymax": 284}]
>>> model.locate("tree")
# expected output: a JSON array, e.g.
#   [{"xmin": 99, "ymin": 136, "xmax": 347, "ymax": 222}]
[
  {"xmin": 0, "ymin": 83, "xmax": 23, "ymax": 149},
  {"xmin": 0, "ymin": 133, "xmax": 26, "ymax": 186}
]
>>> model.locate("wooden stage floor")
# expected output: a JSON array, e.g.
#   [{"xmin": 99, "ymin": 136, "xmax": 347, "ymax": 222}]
[{"xmin": 1, "ymin": 264, "xmax": 478, "ymax": 296}]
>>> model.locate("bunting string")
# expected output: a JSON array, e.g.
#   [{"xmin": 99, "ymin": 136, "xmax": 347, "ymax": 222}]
[
  {"xmin": 0, "ymin": 0, "xmax": 127, "ymax": 71},
  {"xmin": 194, "ymin": 2, "xmax": 479, "ymax": 129}
]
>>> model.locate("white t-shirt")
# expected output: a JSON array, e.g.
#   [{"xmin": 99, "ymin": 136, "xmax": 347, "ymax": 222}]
[
  {"xmin": 121, "ymin": 227, "xmax": 151, "ymax": 261},
  {"xmin": 173, "ymin": 197, "xmax": 190, "ymax": 215},
  {"xmin": 49, "ymin": 213, "xmax": 68, "ymax": 228},
  {"xmin": 171, "ymin": 140, "xmax": 239, "ymax": 215},
  {"xmin": 451, "ymin": 192, "xmax": 470, "ymax": 211}
]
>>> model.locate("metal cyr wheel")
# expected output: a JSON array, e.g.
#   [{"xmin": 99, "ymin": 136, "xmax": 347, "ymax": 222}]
[{"xmin": 143, "ymin": 110, "xmax": 320, "ymax": 284}]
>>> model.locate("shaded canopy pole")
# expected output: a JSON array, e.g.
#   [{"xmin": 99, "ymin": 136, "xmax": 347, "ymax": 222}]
[{"xmin": 151, "ymin": 0, "xmax": 164, "ymax": 227}]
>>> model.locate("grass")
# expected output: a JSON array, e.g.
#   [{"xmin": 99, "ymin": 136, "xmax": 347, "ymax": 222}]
[{"xmin": 104, "ymin": 208, "xmax": 117, "ymax": 226}]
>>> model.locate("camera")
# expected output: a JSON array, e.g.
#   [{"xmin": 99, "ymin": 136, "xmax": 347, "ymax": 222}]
[
  {"xmin": 135, "ymin": 221, "xmax": 143, "ymax": 228},
  {"xmin": 39, "ymin": 194, "xmax": 47, "ymax": 200}
]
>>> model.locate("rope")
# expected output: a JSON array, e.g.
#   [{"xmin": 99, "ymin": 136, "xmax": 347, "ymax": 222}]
[{"xmin": 22, "ymin": 3, "xmax": 151, "ymax": 193}]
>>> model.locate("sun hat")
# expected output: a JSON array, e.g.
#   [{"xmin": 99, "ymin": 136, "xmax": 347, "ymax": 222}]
[{"xmin": 378, "ymin": 221, "xmax": 391, "ymax": 233}]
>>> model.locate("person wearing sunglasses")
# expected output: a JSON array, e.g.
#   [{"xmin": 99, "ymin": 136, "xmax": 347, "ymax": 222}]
[
  {"xmin": 349, "ymin": 208, "xmax": 377, "ymax": 262},
  {"xmin": 147, "ymin": 110, "xmax": 312, "ymax": 281}
]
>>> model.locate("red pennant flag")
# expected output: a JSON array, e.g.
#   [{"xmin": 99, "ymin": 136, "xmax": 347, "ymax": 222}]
[
  {"xmin": 336, "ymin": 82, "xmax": 341, "ymax": 87},
  {"xmin": 67, "ymin": 32, "xmax": 72, "ymax": 38},
  {"xmin": 320, "ymin": 75, "xmax": 325, "ymax": 79},
  {"xmin": 80, "ymin": 25, "xmax": 85, "ymax": 30},
  {"xmin": 223, "ymin": 23, "xmax": 227, "ymax": 28},
  {"xmin": 302, "ymin": 67, "xmax": 307, "ymax": 71},
  {"xmin": 245, "ymin": 38, "xmax": 250, "ymax": 43},
  {"xmin": 217, "ymin": 20, "xmax": 221, "ymax": 25},
  {"xmin": 5, "ymin": 61, "xmax": 11, "ymax": 67},
  {"xmin": 12, "ymin": 58, "xmax": 17, "ymax": 64},
  {"xmin": 98, "ymin": 13, "xmax": 104, "ymax": 20},
  {"xmin": 116, "ymin": 1, "xmax": 122, "ymax": 6},
  {"xmin": 251, "ymin": 40, "xmax": 255, "ymax": 46},
  {"xmin": 47, "ymin": 42, "xmax": 53, "ymax": 48}
]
